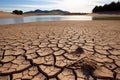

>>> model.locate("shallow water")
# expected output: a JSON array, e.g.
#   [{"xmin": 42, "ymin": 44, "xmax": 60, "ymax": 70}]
[{"xmin": 0, "ymin": 15, "xmax": 119, "ymax": 25}]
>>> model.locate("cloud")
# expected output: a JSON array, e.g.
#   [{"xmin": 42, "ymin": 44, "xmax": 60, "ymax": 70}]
[
  {"xmin": 0, "ymin": 7, "xmax": 31, "ymax": 12},
  {"xmin": 91, "ymin": 0, "xmax": 118, "ymax": 4},
  {"xmin": 19, "ymin": 5, "xmax": 45, "ymax": 8},
  {"xmin": 43, "ymin": 0, "xmax": 96, "ymax": 12},
  {"xmin": 0, "ymin": 0, "xmax": 119, "ymax": 13},
  {"xmin": 22, "ymin": 0, "xmax": 95, "ymax": 12},
  {"xmin": 29, "ymin": 0, "xmax": 61, "ymax": 4}
]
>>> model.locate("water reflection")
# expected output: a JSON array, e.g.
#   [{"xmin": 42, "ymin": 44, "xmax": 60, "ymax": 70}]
[
  {"xmin": 0, "ymin": 18, "xmax": 24, "ymax": 25},
  {"xmin": 0, "ymin": 15, "xmax": 120, "ymax": 25},
  {"xmin": 0, "ymin": 15, "xmax": 93, "ymax": 25},
  {"xmin": 92, "ymin": 16, "xmax": 120, "ymax": 20},
  {"xmin": 14, "ymin": 18, "xmax": 24, "ymax": 24},
  {"xmin": 62, "ymin": 16, "xmax": 92, "ymax": 20}
]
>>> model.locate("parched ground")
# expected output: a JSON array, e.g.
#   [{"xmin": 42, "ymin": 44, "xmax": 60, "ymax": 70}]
[{"xmin": 0, "ymin": 21, "xmax": 120, "ymax": 80}]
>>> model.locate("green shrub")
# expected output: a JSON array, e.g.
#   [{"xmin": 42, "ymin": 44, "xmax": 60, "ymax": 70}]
[{"xmin": 12, "ymin": 10, "xmax": 23, "ymax": 15}]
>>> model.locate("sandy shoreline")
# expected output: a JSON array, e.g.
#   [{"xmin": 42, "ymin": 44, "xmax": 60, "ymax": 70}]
[
  {"xmin": 0, "ymin": 12, "xmax": 31, "ymax": 18},
  {"xmin": 0, "ymin": 21, "xmax": 120, "ymax": 80},
  {"xmin": 88, "ymin": 13, "xmax": 120, "ymax": 17},
  {"xmin": 0, "ymin": 11, "xmax": 120, "ymax": 18}
]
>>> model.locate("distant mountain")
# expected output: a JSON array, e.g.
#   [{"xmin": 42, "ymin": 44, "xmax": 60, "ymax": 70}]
[{"xmin": 24, "ymin": 9, "xmax": 70, "ymax": 15}]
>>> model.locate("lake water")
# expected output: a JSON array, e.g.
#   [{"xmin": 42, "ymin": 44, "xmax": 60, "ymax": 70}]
[{"xmin": 0, "ymin": 15, "xmax": 120, "ymax": 25}]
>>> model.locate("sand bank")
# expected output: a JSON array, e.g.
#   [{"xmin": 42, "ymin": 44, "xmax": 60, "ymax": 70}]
[
  {"xmin": 88, "ymin": 13, "xmax": 120, "ymax": 17},
  {"xmin": 0, "ymin": 11, "xmax": 120, "ymax": 18}
]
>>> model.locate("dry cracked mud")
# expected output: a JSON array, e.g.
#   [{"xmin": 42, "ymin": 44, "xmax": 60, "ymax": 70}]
[{"xmin": 0, "ymin": 21, "xmax": 120, "ymax": 80}]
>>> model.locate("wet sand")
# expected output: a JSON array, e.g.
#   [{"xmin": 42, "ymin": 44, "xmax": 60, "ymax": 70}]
[{"xmin": 0, "ymin": 21, "xmax": 120, "ymax": 80}]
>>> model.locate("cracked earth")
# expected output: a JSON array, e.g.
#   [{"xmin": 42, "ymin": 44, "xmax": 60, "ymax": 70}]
[{"xmin": 0, "ymin": 21, "xmax": 120, "ymax": 80}]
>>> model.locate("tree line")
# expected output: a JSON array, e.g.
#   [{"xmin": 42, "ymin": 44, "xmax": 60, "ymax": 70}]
[{"xmin": 93, "ymin": 1, "xmax": 120, "ymax": 13}]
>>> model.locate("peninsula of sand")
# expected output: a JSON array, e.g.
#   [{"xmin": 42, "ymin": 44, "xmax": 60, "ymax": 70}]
[
  {"xmin": 0, "ymin": 12, "xmax": 120, "ymax": 80},
  {"xmin": 0, "ymin": 12, "xmax": 31, "ymax": 18}
]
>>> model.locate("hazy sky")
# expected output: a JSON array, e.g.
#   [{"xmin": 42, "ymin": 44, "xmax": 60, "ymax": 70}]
[{"xmin": 0, "ymin": 0, "xmax": 119, "ymax": 13}]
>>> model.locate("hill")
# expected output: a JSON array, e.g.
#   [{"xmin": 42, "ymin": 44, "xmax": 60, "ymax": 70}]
[{"xmin": 24, "ymin": 9, "xmax": 70, "ymax": 15}]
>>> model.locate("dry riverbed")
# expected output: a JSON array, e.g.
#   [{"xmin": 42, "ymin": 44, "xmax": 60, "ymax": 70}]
[{"xmin": 0, "ymin": 21, "xmax": 120, "ymax": 80}]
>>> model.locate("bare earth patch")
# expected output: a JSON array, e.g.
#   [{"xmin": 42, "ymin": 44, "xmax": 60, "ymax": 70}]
[{"xmin": 0, "ymin": 21, "xmax": 120, "ymax": 80}]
